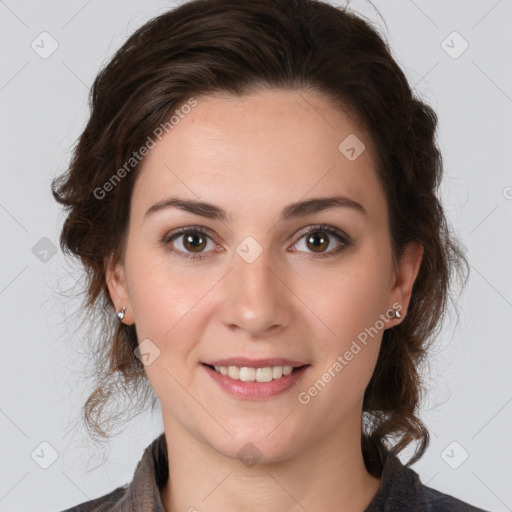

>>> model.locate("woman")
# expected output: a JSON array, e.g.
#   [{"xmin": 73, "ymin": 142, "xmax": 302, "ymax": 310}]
[{"xmin": 52, "ymin": 0, "xmax": 486, "ymax": 510}]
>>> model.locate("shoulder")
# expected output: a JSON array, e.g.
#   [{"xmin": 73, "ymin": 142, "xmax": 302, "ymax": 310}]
[
  {"xmin": 57, "ymin": 484, "xmax": 128, "ymax": 512},
  {"xmin": 419, "ymin": 484, "xmax": 489, "ymax": 512},
  {"xmin": 56, "ymin": 433, "xmax": 168, "ymax": 512},
  {"xmin": 364, "ymin": 442, "xmax": 489, "ymax": 512}
]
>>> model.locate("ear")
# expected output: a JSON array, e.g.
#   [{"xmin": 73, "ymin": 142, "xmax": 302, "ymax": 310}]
[
  {"xmin": 105, "ymin": 254, "xmax": 134, "ymax": 325},
  {"xmin": 387, "ymin": 241, "xmax": 424, "ymax": 324}
]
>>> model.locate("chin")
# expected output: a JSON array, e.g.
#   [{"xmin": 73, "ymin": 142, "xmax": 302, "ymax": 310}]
[{"xmin": 208, "ymin": 427, "xmax": 304, "ymax": 467}]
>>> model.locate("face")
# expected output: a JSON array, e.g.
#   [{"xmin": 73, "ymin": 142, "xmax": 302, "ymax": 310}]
[{"xmin": 106, "ymin": 88, "xmax": 422, "ymax": 464}]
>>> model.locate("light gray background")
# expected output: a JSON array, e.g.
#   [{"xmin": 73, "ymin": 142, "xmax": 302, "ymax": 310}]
[{"xmin": 1, "ymin": 1, "xmax": 511, "ymax": 511}]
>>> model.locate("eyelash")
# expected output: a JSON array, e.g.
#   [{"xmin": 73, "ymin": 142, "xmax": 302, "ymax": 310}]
[{"xmin": 161, "ymin": 223, "xmax": 352, "ymax": 261}]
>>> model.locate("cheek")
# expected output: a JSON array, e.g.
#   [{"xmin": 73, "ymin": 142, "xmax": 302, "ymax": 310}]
[
  {"xmin": 128, "ymin": 262, "xmax": 207, "ymax": 396},
  {"xmin": 125, "ymin": 245, "xmax": 206, "ymax": 337},
  {"xmin": 296, "ymin": 254, "xmax": 391, "ymax": 346},
  {"xmin": 296, "ymin": 265, "xmax": 386, "ymax": 416}
]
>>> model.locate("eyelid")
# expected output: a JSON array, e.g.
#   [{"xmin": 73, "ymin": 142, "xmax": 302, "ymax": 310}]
[{"xmin": 293, "ymin": 223, "xmax": 346, "ymax": 241}]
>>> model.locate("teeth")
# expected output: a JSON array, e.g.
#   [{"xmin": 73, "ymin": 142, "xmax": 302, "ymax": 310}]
[{"xmin": 211, "ymin": 365, "xmax": 297, "ymax": 382}]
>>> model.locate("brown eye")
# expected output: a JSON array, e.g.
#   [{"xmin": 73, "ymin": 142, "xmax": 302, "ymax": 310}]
[
  {"xmin": 291, "ymin": 224, "xmax": 351, "ymax": 258},
  {"xmin": 181, "ymin": 232, "xmax": 207, "ymax": 252},
  {"xmin": 163, "ymin": 227, "xmax": 217, "ymax": 259},
  {"xmin": 305, "ymin": 232, "xmax": 330, "ymax": 253}
]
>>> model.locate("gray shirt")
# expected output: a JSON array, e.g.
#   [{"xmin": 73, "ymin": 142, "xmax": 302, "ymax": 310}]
[{"xmin": 59, "ymin": 433, "xmax": 488, "ymax": 511}]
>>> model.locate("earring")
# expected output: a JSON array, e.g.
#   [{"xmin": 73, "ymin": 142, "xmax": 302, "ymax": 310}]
[
  {"xmin": 117, "ymin": 306, "xmax": 126, "ymax": 322},
  {"xmin": 394, "ymin": 309, "xmax": 402, "ymax": 319}
]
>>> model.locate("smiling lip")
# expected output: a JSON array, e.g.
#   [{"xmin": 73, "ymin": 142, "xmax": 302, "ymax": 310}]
[
  {"xmin": 202, "ymin": 357, "xmax": 308, "ymax": 368},
  {"xmin": 201, "ymin": 362, "xmax": 310, "ymax": 399}
]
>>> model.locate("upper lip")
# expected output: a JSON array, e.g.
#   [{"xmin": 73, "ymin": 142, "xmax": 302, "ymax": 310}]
[{"xmin": 202, "ymin": 357, "xmax": 309, "ymax": 368}]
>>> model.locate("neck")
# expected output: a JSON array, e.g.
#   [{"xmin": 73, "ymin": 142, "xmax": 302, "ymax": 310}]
[{"xmin": 160, "ymin": 413, "xmax": 381, "ymax": 512}]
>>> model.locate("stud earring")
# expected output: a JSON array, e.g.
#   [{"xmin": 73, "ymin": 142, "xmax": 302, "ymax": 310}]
[
  {"xmin": 394, "ymin": 309, "xmax": 402, "ymax": 319},
  {"xmin": 117, "ymin": 306, "xmax": 126, "ymax": 322}
]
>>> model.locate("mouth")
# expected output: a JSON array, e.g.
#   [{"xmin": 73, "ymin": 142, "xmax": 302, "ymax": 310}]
[
  {"xmin": 201, "ymin": 363, "xmax": 309, "ymax": 383},
  {"xmin": 201, "ymin": 362, "xmax": 311, "ymax": 399}
]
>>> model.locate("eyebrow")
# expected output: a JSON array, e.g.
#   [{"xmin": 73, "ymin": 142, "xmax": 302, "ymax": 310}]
[{"xmin": 144, "ymin": 195, "xmax": 367, "ymax": 223}]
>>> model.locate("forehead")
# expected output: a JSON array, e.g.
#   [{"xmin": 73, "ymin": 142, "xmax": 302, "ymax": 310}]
[{"xmin": 131, "ymin": 88, "xmax": 387, "ymax": 224}]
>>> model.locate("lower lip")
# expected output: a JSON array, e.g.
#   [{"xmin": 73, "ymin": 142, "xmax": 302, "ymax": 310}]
[{"xmin": 202, "ymin": 364, "xmax": 310, "ymax": 399}]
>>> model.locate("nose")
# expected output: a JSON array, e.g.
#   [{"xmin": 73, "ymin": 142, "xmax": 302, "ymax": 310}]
[{"xmin": 218, "ymin": 245, "xmax": 293, "ymax": 338}]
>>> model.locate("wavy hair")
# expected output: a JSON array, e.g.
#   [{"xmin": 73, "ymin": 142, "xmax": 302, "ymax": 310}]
[{"xmin": 51, "ymin": 0, "xmax": 469, "ymax": 467}]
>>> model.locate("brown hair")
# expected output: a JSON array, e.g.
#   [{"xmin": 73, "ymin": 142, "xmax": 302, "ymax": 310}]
[{"xmin": 51, "ymin": 0, "xmax": 468, "ymax": 468}]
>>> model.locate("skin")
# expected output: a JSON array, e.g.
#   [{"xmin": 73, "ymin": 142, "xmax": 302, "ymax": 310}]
[{"xmin": 106, "ymin": 88, "xmax": 423, "ymax": 512}]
